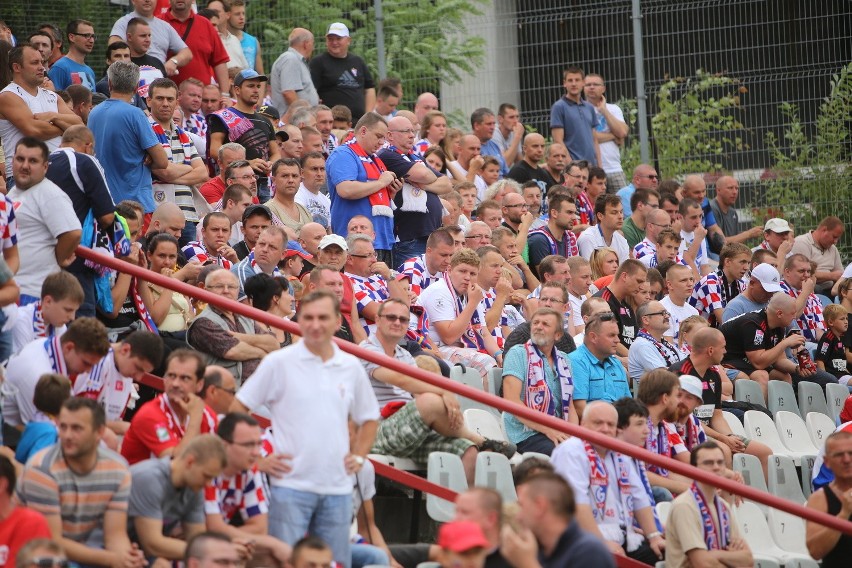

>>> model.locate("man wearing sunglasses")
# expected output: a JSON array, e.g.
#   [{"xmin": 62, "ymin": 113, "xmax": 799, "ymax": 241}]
[
  {"xmin": 616, "ymin": 164, "xmax": 659, "ymax": 217},
  {"xmin": 627, "ymin": 301, "xmax": 683, "ymax": 386},
  {"xmin": 344, "ymin": 233, "xmax": 408, "ymax": 336}
]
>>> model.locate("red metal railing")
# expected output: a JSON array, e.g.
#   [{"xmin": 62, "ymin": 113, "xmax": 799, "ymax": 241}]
[{"xmin": 78, "ymin": 246, "xmax": 852, "ymax": 536}]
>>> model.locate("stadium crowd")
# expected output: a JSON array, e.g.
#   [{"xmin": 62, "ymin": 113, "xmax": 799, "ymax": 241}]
[{"xmin": 1, "ymin": 1, "xmax": 852, "ymax": 567}]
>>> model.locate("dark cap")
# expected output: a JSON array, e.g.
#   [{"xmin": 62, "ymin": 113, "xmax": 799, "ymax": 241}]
[
  {"xmin": 241, "ymin": 204, "xmax": 273, "ymax": 224},
  {"xmin": 233, "ymin": 69, "xmax": 268, "ymax": 86},
  {"xmin": 257, "ymin": 104, "xmax": 280, "ymax": 121},
  {"xmin": 274, "ymin": 129, "xmax": 290, "ymax": 142}
]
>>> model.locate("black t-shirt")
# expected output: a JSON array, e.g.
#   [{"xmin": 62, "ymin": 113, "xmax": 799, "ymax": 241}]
[
  {"xmin": 506, "ymin": 160, "xmax": 548, "ymax": 186},
  {"xmin": 540, "ymin": 168, "xmax": 562, "ymax": 190},
  {"xmin": 309, "ymin": 52, "xmax": 375, "ymax": 121},
  {"xmin": 131, "ymin": 54, "xmax": 167, "ymax": 77},
  {"xmin": 816, "ymin": 329, "xmax": 849, "ymax": 378},
  {"xmin": 592, "ymin": 286, "xmax": 636, "ymax": 349},
  {"xmin": 208, "ymin": 110, "xmax": 274, "ymax": 172},
  {"xmin": 719, "ymin": 309, "xmax": 784, "ymax": 370},
  {"xmin": 670, "ymin": 357, "xmax": 722, "ymax": 424},
  {"xmin": 376, "ymin": 148, "xmax": 443, "ymax": 241}
]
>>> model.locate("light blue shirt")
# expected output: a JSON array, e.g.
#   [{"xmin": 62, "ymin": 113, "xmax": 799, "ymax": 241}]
[
  {"xmin": 568, "ymin": 344, "xmax": 630, "ymax": 403},
  {"xmin": 479, "ymin": 139, "xmax": 509, "ymax": 177},
  {"xmin": 721, "ymin": 294, "xmax": 765, "ymax": 323},
  {"xmin": 618, "ymin": 183, "xmax": 635, "ymax": 216}
]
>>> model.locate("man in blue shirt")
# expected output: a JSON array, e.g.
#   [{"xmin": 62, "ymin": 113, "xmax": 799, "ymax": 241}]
[
  {"xmin": 617, "ymin": 164, "xmax": 659, "ymax": 217},
  {"xmin": 568, "ymin": 313, "xmax": 631, "ymax": 416},
  {"xmin": 550, "ymin": 66, "xmax": 600, "ymax": 166},
  {"xmin": 326, "ymin": 113, "xmax": 403, "ymax": 265},
  {"xmin": 472, "ymin": 108, "xmax": 508, "ymax": 177},
  {"xmin": 88, "ymin": 60, "xmax": 167, "ymax": 215},
  {"xmin": 48, "ymin": 20, "xmax": 97, "ymax": 91}
]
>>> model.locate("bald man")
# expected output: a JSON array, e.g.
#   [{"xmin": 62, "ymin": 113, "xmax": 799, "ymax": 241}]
[
  {"xmin": 617, "ymin": 163, "xmax": 658, "ymax": 216},
  {"xmin": 681, "ymin": 174, "xmax": 725, "ymax": 248},
  {"xmin": 278, "ymin": 125, "xmax": 304, "ymax": 159},
  {"xmin": 413, "ymin": 92, "xmax": 439, "ymax": 124},
  {"xmin": 506, "ymin": 133, "xmax": 549, "ymax": 189},
  {"xmin": 450, "ymin": 134, "xmax": 487, "ymax": 198},
  {"xmin": 269, "ymin": 27, "xmax": 319, "ymax": 115},
  {"xmin": 710, "ymin": 175, "xmax": 763, "ymax": 244}
]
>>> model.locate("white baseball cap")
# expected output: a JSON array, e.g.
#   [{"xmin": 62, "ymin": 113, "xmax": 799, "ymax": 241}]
[
  {"xmin": 764, "ymin": 218, "xmax": 792, "ymax": 234},
  {"xmin": 327, "ymin": 22, "xmax": 350, "ymax": 37},
  {"xmin": 751, "ymin": 263, "xmax": 783, "ymax": 293},
  {"xmin": 679, "ymin": 375, "xmax": 704, "ymax": 400},
  {"xmin": 318, "ymin": 234, "xmax": 348, "ymax": 251}
]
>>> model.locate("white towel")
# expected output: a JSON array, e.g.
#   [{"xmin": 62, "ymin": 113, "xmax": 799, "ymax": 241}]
[{"xmin": 398, "ymin": 182, "xmax": 429, "ymax": 213}]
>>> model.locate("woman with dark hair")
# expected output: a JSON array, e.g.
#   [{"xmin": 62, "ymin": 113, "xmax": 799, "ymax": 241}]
[
  {"xmin": 244, "ymin": 273, "xmax": 294, "ymax": 347},
  {"xmin": 145, "ymin": 232, "xmax": 194, "ymax": 336}
]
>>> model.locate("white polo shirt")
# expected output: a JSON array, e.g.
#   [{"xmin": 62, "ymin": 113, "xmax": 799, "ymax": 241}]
[{"xmin": 577, "ymin": 225, "xmax": 630, "ymax": 263}]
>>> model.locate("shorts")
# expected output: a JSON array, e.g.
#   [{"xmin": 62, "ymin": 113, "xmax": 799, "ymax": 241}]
[
  {"xmin": 372, "ymin": 399, "xmax": 474, "ymax": 463},
  {"xmin": 725, "ymin": 368, "xmax": 742, "ymax": 381}
]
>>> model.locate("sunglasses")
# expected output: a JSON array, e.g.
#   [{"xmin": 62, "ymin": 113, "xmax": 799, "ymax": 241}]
[{"xmin": 379, "ymin": 314, "xmax": 409, "ymax": 323}]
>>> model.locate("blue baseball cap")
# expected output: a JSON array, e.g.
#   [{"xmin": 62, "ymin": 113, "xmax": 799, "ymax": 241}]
[
  {"xmin": 234, "ymin": 69, "xmax": 268, "ymax": 86},
  {"xmin": 284, "ymin": 240, "xmax": 312, "ymax": 261}
]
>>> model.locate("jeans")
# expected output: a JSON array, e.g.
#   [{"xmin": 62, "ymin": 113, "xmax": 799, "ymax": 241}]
[
  {"xmin": 652, "ymin": 486, "xmax": 673, "ymax": 503},
  {"xmin": 269, "ymin": 486, "xmax": 353, "ymax": 568},
  {"xmin": 179, "ymin": 221, "xmax": 198, "ymax": 249},
  {"xmin": 351, "ymin": 543, "xmax": 389, "ymax": 568},
  {"xmin": 516, "ymin": 432, "xmax": 556, "ymax": 456},
  {"xmin": 257, "ymin": 177, "xmax": 271, "ymax": 204},
  {"xmin": 392, "ymin": 238, "xmax": 427, "ymax": 270}
]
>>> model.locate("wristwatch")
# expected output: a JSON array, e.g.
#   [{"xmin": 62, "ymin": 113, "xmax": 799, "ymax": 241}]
[
  {"xmin": 352, "ymin": 455, "xmax": 365, "ymax": 466},
  {"xmin": 170, "ymin": 58, "xmax": 179, "ymax": 68}
]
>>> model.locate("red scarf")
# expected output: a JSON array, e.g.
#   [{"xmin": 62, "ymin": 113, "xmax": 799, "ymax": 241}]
[{"xmin": 347, "ymin": 140, "xmax": 393, "ymax": 218}]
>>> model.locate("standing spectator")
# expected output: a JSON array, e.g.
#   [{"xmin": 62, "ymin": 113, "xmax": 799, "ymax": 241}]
[
  {"xmin": 94, "ymin": 41, "xmax": 148, "ymax": 111},
  {"xmin": 621, "ymin": 187, "xmax": 660, "ymax": 251},
  {"xmin": 310, "ymin": 22, "xmax": 376, "ymax": 122},
  {"xmin": 0, "ymin": 45, "xmax": 82, "ymax": 184},
  {"xmin": 160, "ymin": 0, "xmax": 230, "ymax": 93},
  {"xmin": 805, "ymin": 430, "xmax": 852, "ymax": 566},
  {"xmin": 0, "ymin": 455, "xmax": 52, "ymax": 566},
  {"xmin": 506, "ymin": 133, "xmax": 550, "ymax": 188},
  {"xmin": 269, "ymin": 28, "xmax": 318, "ymax": 116},
  {"xmin": 176, "ymin": 79, "xmax": 208, "ymax": 136},
  {"xmin": 48, "ymin": 20, "xmax": 97, "ymax": 91},
  {"xmin": 8, "ymin": 138, "xmax": 81, "ymax": 303},
  {"xmin": 89, "ymin": 60, "xmax": 168, "ymax": 215},
  {"xmin": 64, "ymin": 84, "xmax": 93, "ymax": 124},
  {"xmin": 230, "ymin": 290, "xmax": 380, "ymax": 568},
  {"xmin": 550, "ymin": 66, "xmax": 599, "ymax": 166},
  {"xmin": 125, "ymin": 18, "xmax": 167, "ymax": 81},
  {"xmin": 527, "ymin": 193, "xmax": 579, "ymax": 277},
  {"xmin": 199, "ymin": 143, "xmax": 247, "ymax": 204},
  {"xmin": 16, "ymin": 398, "xmax": 144, "ymax": 568},
  {"xmin": 616, "ymin": 164, "xmax": 659, "ymax": 217},
  {"xmin": 791, "ymin": 215, "xmax": 845, "ymax": 296},
  {"xmin": 493, "ymin": 103, "xmax": 524, "ymax": 167},
  {"xmin": 38, "ymin": 22, "xmax": 64, "ymax": 66},
  {"xmin": 109, "ymin": 0, "xmax": 193, "ymax": 74},
  {"xmin": 583, "ymin": 73, "xmax": 628, "ymax": 192},
  {"xmin": 472, "ymin": 108, "xmax": 508, "ymax": 177},
  {"xmin": 208, "ymin": 69, "xmax": 279, "ymax": 203},
  {"xmin": 227, "ymin": 1, "xmax": 263, "ymax": 75},
  {"xmin": 295, "ymin": 151, "xmax": 331, "ymax": 229},
  {"xmin": 326, "ymin": 113, "xmax": 403, "ymax": 263}
]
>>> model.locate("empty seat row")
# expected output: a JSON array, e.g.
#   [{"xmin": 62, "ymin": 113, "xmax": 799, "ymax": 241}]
[{"xmin": 735, "ymin": 379, "xmax": 849, "ymax": 424}]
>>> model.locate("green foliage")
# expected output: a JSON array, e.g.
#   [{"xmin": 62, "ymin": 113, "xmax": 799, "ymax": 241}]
[
  {"xmin": 649, "ymin": 70, "xmax": 747, "ymax": 178},
  {"xmin": 248, "ymin": 0, "xmax": 486, "ymax": 100},
  {"xmin": 616, "ymin": 97, "xmax": 640, "ymax": 175},
  {"xmin": 763, "ymin": 62, "xmax": 852, "ymax": 229}
]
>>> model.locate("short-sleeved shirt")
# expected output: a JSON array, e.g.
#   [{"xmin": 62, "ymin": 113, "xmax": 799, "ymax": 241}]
[
  {"xmin": 780, "ymin": 280, "xmax": 825, "ymax": 342},
  {"xmin": 528, "ymin": 227, "xmax": 578, "ymax": 274},
  {"xmin": 720, "ymin": 293, "xmax": 765, "ymax": 324},
  {"xmin": 269, "ymin": 47, "xmax": 319, "ymax": 114},
  {"xmin": 665, "ymin": 490, "xmax": 742, "ymax": 568},
  {"xmin": 506, "ymin": 160, "xmax": 549, "ymax": 189},
  {"xmin": 627, "ymin": 335, "xmax": 683, "ymax": 382},
  {"xmin": 418, "ymin": 277, "xmax": 486, "ymax": 347},
  {"xmin": 790, "ymin": 231, "xmax": 843, "ymax": 275},
  {"xmin": 568, "ymin": 344, "xmax": 630, "ymax": 402},
  {"xmin": 128, "ymin": 457, "xmax": 204, "ymax": 538},
  {"xmin": 621, "ymin": 215, "xmax": 645, "ymax": 250},
  {"xmin": 689, "ymin": 271, "xmax": 745, "ymax": 325},
  {"xmin": 17, "ymin": 444, "xmax": 131, "ymax": 544},
  {"xmin": 549, "ymin": 96, "xmax": 597, "ymax": 165},
  {"xmin": 720, "ymin": 309, "xmax": 784, "ymax": 371},
  {"xmin": 594, "ymin": 103, "xmax": 626, "ymax": 173},
  {"xmin": 120, "ymin": 394, "xmax": 218, "ymax": 465},
  {"xmin": 660, "ymin": 296, "xmax": 699, "ymax": 341},
  {"xmin": 0, "ymin": 507, "xmax": 52, "ymax": 568},
  {"xmin": 670, "ymin": 357, "xmax": 722, "ymax": 423},
  {"xmin": 73, "ymin": 348, "xmax": 135, "ymax": 422},
  {"xmin": 110, "ymin": 11, "xmax": 188, "ymax": 63},
  {"xmin": 207, "ymin": 110, "xmax": 274, "ymax": 173},
  {"xmin": 709, "ymin": 198, "xmax": 740, "ymax": 238},
  {"xmin": 377, "ymin": 147, "xmax": 444, "ymax": 241},
  {"xmin": 47, "ymin": 148, "xmax": 115, "ymax": 225},
  {"xmin": 159, "ymin": 12, "xmax": 229, "ymax": 92},
  {"xmin": 577, "ymin": 225, "xmax": 630, "ymax": 263},
  {"xmin": 359, "ymin": 334, "xmax": 416, "ymax": 406},
  {"xmin": 479, "ymin": 139, "xmax": 509, "ymax": 176},
  {"xmin": 204, "ymin": 465, "xmax": 269, "ymax": 523},
  {"xmin": 815, "ymin": 329, "xmax": 849, "ymax": 378},
  {"xmin": 310, "ymin": 52, "xmax": 375, "ymax": 122},
  {"xmin": 47, "ymin": 57, "xmax": 96, "ymax": 91},
  {"xmin": 88, "ymin": 99, "xmax": 160, "ymax": 212},
  {"xmin": 397, "ymin": 254, "xmax": 443, "ymax": 296},
  {"xmin": 593, "ymin": 286, "xmax": 636, "ymax": 349},
  {"xmin": 295, "ymin": 184, "xmax": 331, "ymax": 229}
]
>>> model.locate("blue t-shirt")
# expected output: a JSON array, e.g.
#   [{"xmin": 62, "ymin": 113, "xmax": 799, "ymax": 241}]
[
  {"xmin": 479, "ymin": 139, "xmax": 509, "ymax": 177},
  {"xmin": 549, "ymin": 97, "xmax": 598, "ymax": 166},
  {"xmin": 88, "ymin": 99, "xmax": 160, "ymax": 213},
  {"xmin": 618, "ymin": 183, "xmax": 636, "ymax": 216},
  {"xmin": 568, "ymin": 344, "xmax": 630, "ymax": 402},
  {"xmin": 47, "ymin": 57, "xmax": 96, "ymax": 91},
  {"xmin": 326, "ymin": 144, "xmax": 394, "ymax": 250},
  {"xmin": 239, "ymin": 32, "xmax": 259, "ymax": 70},
  {"xmin": 15, "ymin": 421, "xmax": 58, "ymax": 464}
]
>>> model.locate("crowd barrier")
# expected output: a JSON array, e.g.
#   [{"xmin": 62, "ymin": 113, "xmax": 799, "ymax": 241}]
[{"xmin": 76, "ymin": 245, "xmax": 852, "ymax": 537}]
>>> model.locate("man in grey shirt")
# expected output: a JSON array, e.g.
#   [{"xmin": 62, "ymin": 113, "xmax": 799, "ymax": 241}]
[
  {"xmin": 128, "ymin": 435, "xmax": 226, "ymax": 563},
  {"xmin": 269, "ymin": 28, "xmax": 319, "ymax": 115},
  {"xmin": 108, "ymin": 0, "xmax": 192, "ymax": 72}
]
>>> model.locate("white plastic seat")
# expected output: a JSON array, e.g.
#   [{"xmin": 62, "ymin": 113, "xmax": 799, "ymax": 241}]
[
  {"xmin": 735, "ymin": 379, "xmax": 766, "ymax": 407},
  {"xmin": 464, "ymin": 408, "xmax": 507, "ymax": 442},
  {"xmin": 474, "ymin": 451, "xmax": 517, "ymax": 503},
  {"xmin": 488, "ymin": 366, "xmax": 504, "ymax": 396},
  {"xmin": 655, "ymin": 501, "xmax": 671, "ymax": 530},
  {"xmin": 801, "ymin": 454, "xmax": 816, "ymax": 498},
  {"xmin": 743, "ymin": 410, "xmax": 807, "ymax": 464},
  {"xmin": 798, "ymin": 380, "xmax": 830, "ymax": 418},
  {"xmin": 826, "ymin": 382, "xmax": 850, "ymax": 424},
  {"xmin": 768, "ymin": 380, "xmax": 801, "ymax": 418},
  {"xmin": 805, "ymin": 411, "xmax": 836, "ymax": 450},
  {"xmin": 768, "ymin": 454, "xmax": 806, "ymax": 504},
  {"xmin": 426, "ymin": 452, "xmax": 467, "ymax": 522},
  {"xmin": 774, "ymin": 411, "xmax": 819, "ymax": 455},
  {"xmin": 450, "ymin": 364, "xmax": 497, "ymax": 416},
  {"xmin": 752, "ymin": 558, "xmax": 781, "ymax": 568},
  {"xmin": 722, "ymin": 410, "xmax": 747, "ymax": 437},
  {"xmin": 367, "ymin": 453, "xmax": 423, "ymax": 472},
  {"xmin": 736, "ymin": 501, "xmax": 816, "ymax": 566},
  {"xmin": 733, "ymin": 453, "xmax": 768, "ymax": 514}
]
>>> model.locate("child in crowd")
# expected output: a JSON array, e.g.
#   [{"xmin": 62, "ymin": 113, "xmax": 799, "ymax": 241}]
[
  {"xmin": 815, "ymin": 303, "xmax": 852, "ymax": 385},
  {"xmin": 15, "ymin": 373, "xmax": 72, "ymax": 464},
  {"xmin": 11, "ymin": 271, "xmax": 84, "ymax": 355},
  {"xmin": 479, "ymin": 156, "xmax": 501, "ymax": 188},
  {"xmin": 457, "ymin": 182, "xmax": 478, "ymax": 222}
]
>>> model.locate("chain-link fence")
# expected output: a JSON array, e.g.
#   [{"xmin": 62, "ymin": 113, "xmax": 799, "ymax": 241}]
[{"xmin": 3, "ymin": 0, "xmax": 851, "ymax": 249}]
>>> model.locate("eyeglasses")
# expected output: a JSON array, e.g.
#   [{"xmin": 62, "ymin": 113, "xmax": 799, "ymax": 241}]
[
  {"xmin": 207, "ymin": 284, "xmax": 240, "ymax": 291},
  {"xmin": 465, "ymin": 234, "xmax": 490, "ymax": 240},
  {"xmin": 539, "ymin": 296, "xmax": 565, "ymax": 304},
  {"xmin": 217, "ymin": 386, "xmax": 237, "ymax": 395},
  {"xmin": 350, "ymin": 252, "xmax": 378, "ymax": 259},
  {"xmin": 641, "ymin": 174, "xmax": 659, "ymax": 180},
  {"xmin": 649, "ymin": 223, "xmax": 671, "ymax": 229},
  {"xmin": 29, "ymin": 559, "xmax": 68, "ymax": 568},
  {"xmin": 642, "ymin": 201, "xmax": 660, "ymax": 209},
  {"xmin": 379, "ymin": 314, "xmax": 409, "ymax": 323},
  {"xmin": 72, "ymin": 32, "xmax": 96, "ymax": 40},
  {"xmin": 645, "ymin": 310, "xmax": 671, "ymax": 319}
]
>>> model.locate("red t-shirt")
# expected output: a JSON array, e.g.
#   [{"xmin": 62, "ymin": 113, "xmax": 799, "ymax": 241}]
[
  {"xmin": 0, "ymin": 507, "xmax": 52, "ymax": 568},
  {"xmin": 200, "ymin": 176, "xmax": 227, "ymax": 204},
  {"xmin": 120, "ymin": 393, "xmax": 218, "ymax": 465},
  {"xmin": 159, "ymin": 12, "xmax": 230, "ymax": 86}
]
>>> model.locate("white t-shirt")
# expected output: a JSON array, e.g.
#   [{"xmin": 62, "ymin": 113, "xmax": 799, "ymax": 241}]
[
  {"xmin": 660, "ymin": 295, "xmax": 699, "ymax": 341},
  {"xmin": 577, "ymin": 225, "xmax": 630, "ymax": 263},
  {"xmin": 295, "ymin": 183, "xmax": 332, "ymax": 229},
  {"xmin": 235, "ymin": 341, "xmax": 380, "ymax": 494},
  {"xmin": 552, "ymin": 437, "xmax": 650, "ymax": 546},
  {"xmin": 2, "ymin": 337, "xmax": 59, "ymax": 426},
  {"xmin": 8, "ymin": 178, "xmax": 82, "ymax": 298},
  {"xmin": 448, "ymin": 161, "xmax": 487, "ymax": 202},
  {"xmin": 595, "ymin": 102, "xmax": 626, "ymax": 174},
  {"xmin": 418, "ymin": 277, "xmax": 485, "ymax": 347},
  {"xmin": 73, "ymin": 349, "xmax": 136, "ymax": 422},
  {"xmin": 0, "ymin": 83, "xmax": 61, "ymax": 178},
  {"xmin": 11, "ymin": 303, "xmax": 68, "ymax": 356},
  {"xmin": 568, "ymin": 292, "xmax": 589, "ymax": 328},
  {"xmin": 679, "ymin": 229, "xmax": 709, "ymax": 270},
  {"xmin": 109, "ymin": 11, "xmax": 188, "ymax": 63}
]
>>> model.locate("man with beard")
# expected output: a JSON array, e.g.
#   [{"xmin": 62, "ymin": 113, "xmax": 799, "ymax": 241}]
[
  {"xmin": 16, "ymin": 398, "xmax": 145, "ymax": 568},
  {"xmin": 208, "ymin": 70, "xmax": 280, "ymax": 203}
]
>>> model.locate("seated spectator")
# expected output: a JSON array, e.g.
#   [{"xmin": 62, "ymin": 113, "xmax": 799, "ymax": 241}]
[
  {"xmin": 15, "ymin": 373, "xmax": 71, "ymax": 464},
  {"xmin": 816, "ymin": 304, "xmax": 852, "ymax": 385},
  {"xmin": 129, "ymin": 435, "xmax": 227, "ymax": 563},
  {"xmin": 234, "ymin": 204, "xmax": 273, "ymax": 261},
  {"xmin": 502, "ymin": 308, "xmax": 579, "ymax": 455},
  {"xmin": 362, "ymin": 299, "xmax": 512, "ymax": 481},
  {"xmin": 186, "ymin": 269, "xmax": 278, "ymax": 384},
  {"xmin": 306, "ymin": 264, "xmax": 367, "ymax": 344},
  {"xmin": 344, "ymin": 233, "xmax": 407, "ymax": 335},
  {"xmin": 568, "ymin": 313, "xmax": 631, "ymax": 416},
  {"xmin": 266, "ymin": 158, "xmax": 312, "ymax": 232},
  {"xmin": 552, "ymin": 401, "xmax": 665, "ymax": 564},
  {"xmin": 637, "ymin": 228, "xmax": 687, "ymax": 273},
  {"xmin": 11, "ymin": 270, "xmax": 83, "ymax": 355},
  {"xmin": 120, "ymin": 349, "xmax": 218, "ymax": 465},
  {"xmin": 628, "ymin": 301, "xmax": 683, "ymax": 386},
  {"xmin": 295, "ymin": 152, "xmax": 331, "ymax": 229},
  {"xmin": 491, "ymin": 226, "xmax": 538, "ymax": 292},
  {"xmin": 3, "ymin": 317, "xmax": 109, "ymax": 435},
  {"xmin": 573, "ymin": 296, "xmax": 612, "ymax": 346},
  {"xmin": 526, "ymin": 255, "xmax": 571, "ymax": 318},
  {"xmin": 677, "ymin": 197, "xmax": 710, "ymax": 276},
  {"xmin": 689, "ymin": 242, "xmax": 750, "ymax": 326},
  {"xmin": 504, "ymin": 281, "xmax": 577, "ymax": 355},
  {"xmin": 790, "ymin": 215, "xmax": 844, "ymax": 296},
  {"xmin": 593, "ymin": 258, "xmax": 647, "ymax": 357},
  {"xmin": 0, "ymin": 456, "xmax": 52, "ymax": 565},
  {"xmin": 206, "ymin": 413, "xmax": 291, "ymax": 564},
  {"xmin": 17, "ymin": 398, "xmax": 143, "ymax": 568},
  {"xmin": 185, "ymin": 532, "xmax": 244, "ymax": 568},
  {"xmin": 397, "ymin": 227, "xmax": 454, "ymax": 295},
  {"xmin": 781, "ymin": 253, "xmax": 826, "ymax": 344},
  {"xmin": 10, "ymin": 540, "xmax": 68, "ymax": 568},
  {"xmin": 199, "ymin": 144, "xmax": 248, "ymax": 204},
  {"xmin": 752, "ymin": 217, "xmax": 794, "ymax": 256},
  {"xmin": 208, "ymin": 184, "xmax": 253, "ymax": 247},
  {"xmin": 296, "ymin": 222, "xmax": 326, "ymax": 276},
  {"xmin": 290, "ymin": 537, "xmax": 334, "ymax": 568},
  {"xmin": 528, "ymin": 193, "xmax": 579, "ymax": 277},
  {"xmin": 183, "ymin": 212, "xmax": 239, "ymax": 268},
  {"xmin": 244, "ymin": 273, "xmax": 294, "ymax": 348},
  {"xmin": 279, "ymin": 241, "xmax": 312, "ymax": 284},
  {"xmin": 501, "ymin": 472, "xmax": 615, "ymax": 568},
  {"xmin": 805, "ymin": 429, "xmax": 852, "ymax": 564},
  {"xmin": 636, "ymin": 369, "xmax": 692, "ymax": 499},
  {"xmin": 198, "ymin": 366, "xmax": 239, "ymax": 416},
  {"xmin": 577, "ymin": 194, "xmax": 629, "ymax": 262},
  {"xmin": 660, "ymin": 263, "xmax": 699, "ymax": 342},
  {"xmin": 231, "ymin": 226, "xmax": 287, "ymax": 299},
  {"xmin": 141, "ymin": 202, "xmax": 186, "ymax": 249},
  {"xmin": 145, "ymin": 233, "xmax": 196, "ymax": 335},
  {"xmin": 632, "ymin": 208, "xmax": 671, "ymax": 265},
  {"xmin": 720, "ymin": 262, "xmax": 781, "ymax": 323},
  {"xmin": 665, "ymin": 441, "xmax": 753, "ymax": 568},
  {"xmin": 435, "ymin": 521, "xmax": 490, "ymax": 568}
]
